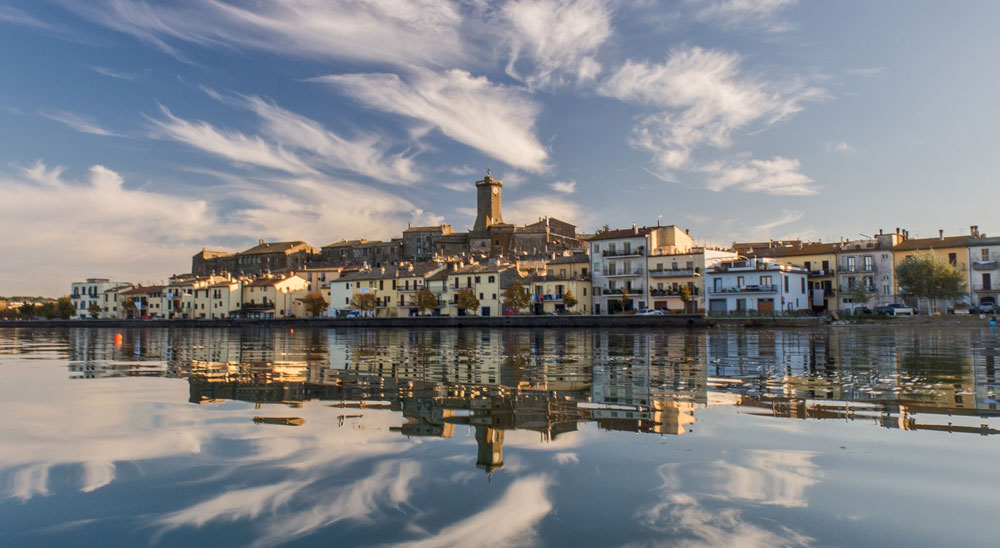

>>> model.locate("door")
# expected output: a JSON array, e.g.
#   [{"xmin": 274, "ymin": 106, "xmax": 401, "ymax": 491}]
[{"xmin": 758, "ymin": 299, "xmax": 774, "ymax": 314}]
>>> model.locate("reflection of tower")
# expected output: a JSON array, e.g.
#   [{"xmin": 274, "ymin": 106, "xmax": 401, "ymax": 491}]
[
  {"xmin": 473, "ymin": 171, "xmax": 503, "ymax": 231},
  {"xmin": 475, "ymin": 425, "xmax": 504, "ymax": 473}
]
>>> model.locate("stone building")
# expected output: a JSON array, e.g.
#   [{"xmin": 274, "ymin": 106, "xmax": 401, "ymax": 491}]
[{"xmin": 192, "ymin": 241, "xmax": 319, "ymax": 276}]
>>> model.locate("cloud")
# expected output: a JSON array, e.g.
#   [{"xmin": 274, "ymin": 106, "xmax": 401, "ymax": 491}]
[
  {"xmin": 0, "ymin": 161, "xmax": 422, "ymax": 294},
  {"xmin": 90, "ymin": 65, "xmax": 139, "ymax": 80},
  {"xmin": 700, "ymin": 156, "xmax": 816, "ymax": 195},
  {"xmin": 825, "ymin": 141, "xmax": 854, "ymax": 153},
  {"xmin": 41, "ymin": 110, "xmax": 122, "ymax": 137},
  {"xmin": 502, "ymin": 0, "xmax": 613, "ymax": 88},
  {"xmin": 504, "ymin": 194, "xmax": 587, "ymax": 225},
  {"xmin": 0, "ymin": 5, "xmax": 58, "ymax": 31},
  {"xmin": 315, "ymin": 69, "xmax": 549, "ymax": 172},
  {"xmin": 386, "ymin": 475, "xmax": 552, "ymax": 548},
  {"xmin": 63, "ymin": 0, "xmax": 467, "ymax": 68},
  {"xmin": 157, "ymin": 481, "xmax": 309, "ymax": 530},
  {"xmin": 754, "ymin": 210, "xmax": 805, "ymax": 231},
  {"xmin": 550, "ymin": 180, "xmax": 576, "ymax": 194},
  {"xmin": 147, "ymin": 105, "xmax": 316, "ymax": 175},
  {"xmin": 845, "ymin": 67, "xmax": 882, "ymax": 77},
  {"xmin": 552, "ymin": 452, "xmax": 579, "ymax": 465},
  {"xmin": 695, "ymin": 0, "xmax": 798, "ymax": 32}
]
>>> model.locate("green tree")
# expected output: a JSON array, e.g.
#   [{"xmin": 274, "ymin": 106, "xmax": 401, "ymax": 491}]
[
  {"xmin": 456, "ymin": 288, "xmax": 480, "ymax": 315},
  {"xmin": 562, "ymin": 289, "xmax": 578, "ymax": 312},
  {"xmin": 298, "ymin": 292, "xmax": 329, "ymax": 317},
  {"xmin": 415, "ymin": 287, "xmax": 439, "ymax": 315},
  {"xmin": 349, "ymin": 292, "xmax": 377, "ymax": 315},
  {"xmin": 678, "ymin": 284, "xmax": 692, "ymax": 313},
  {"xmin": 55, "ymin": 297, "xmax": 75, "ymax": 319},
  {"xmin": 88, "ymin": 302, "xmax": 103, "ymax": 318},
  {"xmin": 849, "ymin": 285, "xmax": 871, "ymax": 313},
  {"xmin": 503, "ymin": 281, "xmax": 530, "ymax": 314},
  {"xmin": 619, "ymin": 287, "xmax": 632, "ymax": 314},
  {"xmin": 121, "ymin": 298, "xmax": 139, "ymax": 319},
  {"xmin": 18, "ymin": 302, "xmax": 35, "ymax": 318},
  {"xmin": 895, "ymin": 253, "xmax": 967, "ymax": 313}
]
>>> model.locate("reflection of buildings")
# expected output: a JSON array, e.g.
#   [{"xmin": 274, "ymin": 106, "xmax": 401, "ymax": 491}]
[{"xmin": 61, "ymin": 325, "xmax": 1000, "ymax": 472}]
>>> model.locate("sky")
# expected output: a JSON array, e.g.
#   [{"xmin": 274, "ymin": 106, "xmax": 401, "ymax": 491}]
[{"xmin": 2, "ymin": 0, "xmax": 999, "ymax": 296}]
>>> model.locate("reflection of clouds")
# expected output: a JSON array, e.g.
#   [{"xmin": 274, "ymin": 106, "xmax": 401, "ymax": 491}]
[
  {"xmin": 634, "ymin": 451, "xmax": 820, "ymax": 547},
  {"xmin": 659, "ymin": 450, "xmax": 821, "ymax": 508},
  {"xmin": 158, "ymin": 480, "xmax": 309, "ymax": 529},
  {"xmin": 635, "ymin": 493, "xmax": 813, "ymax": 548},
  {"xmin": 387, "ymin": 475, "xmax": 552, "ymax": 548},
  {"xmin": 553, "ymin": 452, "xmax": 579, "ymax": 465}
]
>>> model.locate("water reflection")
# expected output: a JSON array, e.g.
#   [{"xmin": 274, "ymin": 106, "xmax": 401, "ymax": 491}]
[{"xmin": 2, "ymin": 326, "xmax": 999, "ymax": 547}]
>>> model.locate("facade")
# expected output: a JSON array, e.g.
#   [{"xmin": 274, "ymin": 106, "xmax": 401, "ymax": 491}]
[
  {"xmin": 705, "ymin": 258, "xmax": 809, "ymax": 315},
  {"xmin": 234, "ymin": 240, "xmax": 318, "ymax": 274},
  {"xmin": 239, "ymin": 275, "xmax": 309, "ymax": 318},
  {"xmin": 891, "ymin": 230, "xmax": 973, "ymax": 309},
  {"xmin": 744, "ymin": 242, "xmax": 840, "ymax": 312},
  {"xmin": 402, "ymin": 225, "xmax": 456, "ymax": 260},
  {"xmin": 967, "ymin": 233, "xmax": 1000, "ymax": 308},
  {"xmin": 836, "ymin": 234, "xmax": 900, "ymax": 312},
  {"xmin": 589, "ymin": 224, "xmax": 694, "ymax": 314},
  {"xmin": 70, "ymin": 278, "xmax": 132, "ymax": 319},
  {"xmin": 193, "ymin": 280, "xmax": 243, "ymax": 319},
  {"xmin": 298, "ymin": 267, "xmax": 344, "ymax": 294},
  {"xmin": 647, "ymin": 248, "xmax": 738, "ymax": 313},
  {"xmin": 118, "ymin": 285, "xmax": 166, "ymax": 318},
  {"xmin": 442, "ymin": 262, "xmax": 521, "ymax": 317},
  {"xmin": 518, "ymin": 252, "xmax": 594, "ymax": 314}
]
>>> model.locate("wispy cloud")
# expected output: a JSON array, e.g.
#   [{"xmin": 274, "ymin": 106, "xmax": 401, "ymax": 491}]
[
  {"xmin": 41, "ymin": 110, "xmax": 122, "ymax": 137},
  {"xmin": 845, "ymin": 67, "xmax": 883, "ymax": 77},
  {"xmin": 701, "ymin": 156, "xmax": 816, "ymax": 195},
  {"xmin": 64, "ymin": 0, "xmax": 467, "ymax": 67},
  {"xmin": 504, "ymin": 194, "xmax": 588, "ymax": 225},
  {"xmin": 825, "ymin": 141, "xmax": 854, "ymax": 153},
  {"xmin": 0, "ymin": 5, "xmax": 58, "ymax": 31},
  {"xmin": 695, "ymin": 0, "xmax": 798, "ymax": 32},
  {"xmin": 90, "ymin": 65, "xmax": 139, "ymax": 80},
  {"xmin": 551, "ymin": 180, "xmax": 577, "ymax": 194},
  {"xmin": 754, "ymin": 210, "xmax": 805, "ymax": 231},
  {"xmin": 502, "ymin": 0, "xmax": 612, "ymax": 88},
  {"xmin": 315, "ymin": 69, "xmax": 550, "ymax": 173}
]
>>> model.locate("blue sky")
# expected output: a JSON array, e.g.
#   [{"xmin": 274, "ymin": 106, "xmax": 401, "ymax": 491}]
[{"xmin": 2, "ymin": 1, "xmax": 998, "ymax": 295}]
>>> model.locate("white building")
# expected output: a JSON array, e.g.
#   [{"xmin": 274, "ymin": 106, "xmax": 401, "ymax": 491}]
[
  {"xmin": 70, "ymin": 278, "xmax": 132, "ymax": 319},
  {"xmin": 705, "ymin": 259, "xmax": 809, "ymax": 315},
  {"xmin": 647, "ymin": 248, "xmax": 738, "ymax": 312},
  {"xmin": 968, "ymin": 234, "xmax": 1000, "ymax": 309},
  {"xmin": 836, "ymin": 234, "xmax": 899, "ymax": 312},
  {"xmin": 589, "ymin": 224, "xmax": 694, "ymax": 314}
]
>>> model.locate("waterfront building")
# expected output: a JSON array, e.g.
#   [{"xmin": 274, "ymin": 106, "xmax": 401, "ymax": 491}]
[
  {"xmin": 239, "ymin": 274, "xmax": 309, "ymax": 318},
  {"xmin": 118, "ymin": 285, "xmax": 167, "ymax": 318},
  {"xmin": 647, "ymin": 247, "xmax": 738, "ymax": 313},
  {"xmin": 890, "ymin": 228, "xmax": 976, "ymax": 309},
  {"xmin": 967, "ymin": 231, "xmax": 1000, "ymax": 309},
  {"xmin": 518, "ymin": 252, "xmax": 593, "ymax": 314},
  {"xmin": 393, "ymin": 262, "xmax": 447, "ymax": 316},
  {"xmin": 297, "ymin": 267, "xmax": 345, "ymax": 294},
  {"xmin": 70, "ymin": 278, "xmax": 132, "ymax": 319},
  {"xmin": 442, "ymin": 261, "xmax": 522, "ymax": 317},
  {"xmin": 705, "ymin": 258, "xmax": 809, "ymax": 315},
  {"xmin": 193, "ymin": 279, "xmax": 243, "ymax": 319},
  {"xmin": 588, "ymin": 224, "xmax": 693, "ymax": 314},
  {"xmin": 743, "ymin": 242, "xmax": 840, "ymax": 312},
  {"xmin": 836, "ymin": 232, "xmax": 902, "ymax": 312}
]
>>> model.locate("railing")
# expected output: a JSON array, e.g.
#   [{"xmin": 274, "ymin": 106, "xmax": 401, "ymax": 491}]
[
  {"xmin": 649, "ymin": 268, "xmax": 699, "ymax": 278},
  {"xmin": 840, "ymin": 265, "xmax": 877, "ymax": 273},
  {"xmin": 606, "ymin": 268, "xmax": 643, "ymax": 277},
  {"xmin": 808, "ymin": 269, "xmax": 836, "ymax": 277},
  {"xmin": 602, "ymin": 247, "xmax": 644, "ymax": 257},
  {"xmin": 396, "ymin": 285, "xmax": 423, "ymax": 292},
  {"xmin": 603, "ymin": 288, "xmax": 643, "ymax": 296},
  {"xmin": 708, "ymin": 285, "xmax": 777, "ymax": 294},
  {"xmin": 649, "ymin": 288, "xmax": 701, "ymax": 297},
  {"xmin": 972, "ymin": 260, "xmax": 999, "ymax": 270},
  {"xmin": 972, "ymin": 284, "xmax": 998, "ymax": 292}
]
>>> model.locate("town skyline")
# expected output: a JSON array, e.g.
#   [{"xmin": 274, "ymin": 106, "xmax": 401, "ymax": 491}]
[{"xmin": 3, "ymin": 1, "xmax": 1000, "ymax": 295}]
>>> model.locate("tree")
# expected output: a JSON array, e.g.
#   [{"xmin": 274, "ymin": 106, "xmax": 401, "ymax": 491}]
[
  {"xmin": 456, "ymin": 288, "xmax": 480, "ymax": 315},
  {"xmin": 18, "ymin": 302, "xmax": 35, "ymax": 318},
  {"xmin": 88, "ymin": 302, "xmax": 103, "ymax": 318},
  {"xmin": 678, "ymin": 284, "xmax": 692, "ymax": 313},
  {"xmin": 350, "ymin": 292, "xmax": 377, "ymax": 315},
  {"xmin": 895, "ymin": 253, "xmax": 966, "ymax": 313},
  {"xmin": 415, "ymin": 287, "xmax": 439, "ymax": 316},
  {"xmin": 503, "ymin": 281, "xmax": 530, "ymax": 314},
  {"xmin": 619, "ymin": 287, "xmax": 632, "ymax": 314},
  {"xmin": 121, "ymin": 298, "xmax": 139, "ymax": 319},
  {"xmin": 562, "ymin": 289, "xmax": 578, "ymax": 312},
  {"xmin": 298, "ymin": 292, "xmax": 329, "ymax": 317},
  {"xmin": 849, "ymin": 285, "xmax": 871, "ymax": 313},
  {"xmin": 55, "ymin": 297, "xmax": 75, "ymax": 319}
]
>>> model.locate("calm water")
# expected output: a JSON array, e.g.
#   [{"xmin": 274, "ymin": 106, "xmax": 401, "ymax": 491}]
[{"xmin": 1, "ymin": 326, "xmax": 999, "ymax": 547}]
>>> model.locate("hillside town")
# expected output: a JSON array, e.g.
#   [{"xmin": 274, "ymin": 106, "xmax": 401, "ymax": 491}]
[{"xmin": 63, "ymin": 172, "xmax": 999, "ymax": 320}]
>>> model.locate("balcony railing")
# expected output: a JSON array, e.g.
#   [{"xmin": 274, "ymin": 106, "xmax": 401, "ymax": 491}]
[
  {"xmin": 603, "ymin": 288, "xmax": 643, "ymax": 296},
  {"xmin": 650, "ymin": 287, "xmax": 701, "ymax": 297},
  {"xmin": 602, "ymin": 247, "xmax": 644, "ymax": 257},
  {"xmin": 808, "ymin": 269, "xmax": 836, "ymax": 277},
  {"xmin": 709, "ymin": 285, "xmax": 777, "ymax": 294},
  {"xmin": 973, "ymin": 284, "xmax": 999, "ymax": 292},
  {"xmin": 605, "ymin": 268, "xmax": 643, "ymax": 277},
  {"xmin": 841, "ymin": 265, "xmax": 877, "ymax": 273},
  {"xmin": 972, "ymin": 260, "xmax": 999, "ymax": 271},
  {"xmin": 649, "ymin": 268, "xmax": 699, "ymax": 278}
]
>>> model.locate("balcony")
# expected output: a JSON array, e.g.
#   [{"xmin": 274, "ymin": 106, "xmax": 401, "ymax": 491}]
[
  {"xmin": 808, "ymin": 269, "xmax": 836, "ymax": 277},
  {"xmin": 603, "ymin": 246, "xmax": 644, "ymax": 257},
  {"xmin": 605, "ymin": 268, "xmax": 643, "ymax": 278},
  {"xmin": 396, "ymin": 285, "xmax": 424, "ymax": 293},
  {"xmin": 603, "ymin": 287, "xmax": 643, "ymax": 296},
  {"xmin": 709, "ymin": 285, "xmax": 777, "ymax": 294},
  {"xmin": 972, "ymin": 260, "xmax": 999, "ymax": 271},
  {"xmin": 840, "ymin": 265, "xmax": 877, "ymax": 274},
  {"xmin": 650, "ymin": 287, "xmax": 701, "ymax": 297},
  {"xmin": 973, "ymin": 284, "xmax": 999, "ymax": 293},
  {"xmin": 649, "ymin": 268, "xmax": 699, "ymax": 278}
]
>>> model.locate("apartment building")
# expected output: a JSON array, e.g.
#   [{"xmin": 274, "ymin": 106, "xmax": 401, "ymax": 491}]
[
  {"xmin": 705, "ymin": 258, "xmax": 809, "ymax": 315},
  {"xmin": 239, "ymin": 275, "xmax": 309, "ymax": 319},
  {"xmin": 967, "ymin": 231, "xmax": 1000, "ymax": 309},
  {"xmin": 647, "ymin": 248, "xmax": 738, "ymax": 313},
  {"xmin": 70, "ymin": 278, "xmax": 132, "ymax": 319}
]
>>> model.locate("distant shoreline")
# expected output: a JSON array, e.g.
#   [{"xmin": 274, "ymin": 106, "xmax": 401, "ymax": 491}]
[{"xmin": 0, "ymin": 315, "xmax": 828, "ymax": 329}]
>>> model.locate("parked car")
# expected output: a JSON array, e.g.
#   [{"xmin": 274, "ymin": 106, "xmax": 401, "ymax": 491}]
[
  {"xmin": 639, "ymin": 309, "xmax": 665, "ymax": 316},
  {"xmin": 877, "ymin": 304, "xmax": 914, "ymax": 316},
  {"xmin": 975, "ymin": 302, "xmax": 998, "ymax": 314}
]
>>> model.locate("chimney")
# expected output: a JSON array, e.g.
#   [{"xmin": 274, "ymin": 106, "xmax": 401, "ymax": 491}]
[
  {"xmin": 895, "ymin": 228, "xmax": 899, "ymax": 235},
  {"xmin": 939, "ymin": 229, "xmax": 944, "ymax": 240},
  {"xmin": 632, "ymin": 222, "xmax": 637, "ymax": 234},
  {"xmin": 259, "ymin": 239, "xmax": 265, "ymax": 245},
  {"xmin": 685, "ymin": 228, "xmax": 690, "ymax": 235}
]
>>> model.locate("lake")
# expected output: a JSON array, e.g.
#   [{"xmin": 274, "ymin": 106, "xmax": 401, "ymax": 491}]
[{"xmin": 1, "ymin": 326, "xmax": 998, "ymax": 547}]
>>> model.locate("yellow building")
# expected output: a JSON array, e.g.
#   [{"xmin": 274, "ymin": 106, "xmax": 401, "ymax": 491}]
[
  {"xmin": 520, "ymin": 253, "xmax": 593, "ymax": 314},
  {"xmin": 647, "ymin": 248, "xmax": 738, "ymax": 312},
  {"xmin": 891, "ymin": 231, "xmax": 972, "ymax": 308},
  {"xmin": 240, "ymin": 275, "xmax": 309, "ymax": 318},
  {"xmin": 442, "ymin": 262, "xmax": 522, "ymax": 317},
  {"xmin": 193, "ymin": 280, "xmax": 243, "ymax": 319}
]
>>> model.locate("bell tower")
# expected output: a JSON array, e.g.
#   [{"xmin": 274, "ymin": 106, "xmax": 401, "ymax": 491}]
[{"xmin": 473, "ymin": 169, "xmax": 503, "ymax": 231}]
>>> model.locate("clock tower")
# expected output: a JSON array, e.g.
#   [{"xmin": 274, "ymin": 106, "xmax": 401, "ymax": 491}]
[{"xmin": 473, "ymin": 169, "xmax": 503, "ymax": 231}]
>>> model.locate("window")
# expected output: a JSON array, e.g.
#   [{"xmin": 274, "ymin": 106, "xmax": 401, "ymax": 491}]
[
  {"xmin": 583, "ymin": 288, "xmax": 587, "ymax": 296},
  {"xmin": 864, "ymin": 256, "xmax": 873, "ymax": 271},
  {"xmin": 608, "ymin": 262, "xmax": 617, "ymax": 275},
  {"xmin": 657, "ymin": 263, "xmax": 663, "ymax": 270},
  {"xmin": 475, "ymin": 276, "xmax": 481, "ymax": 283},
  {"xmin": 594, "ymin": 244, "xmax": 600, "ymax": 254},
  {"xmin": 804, "ymin": 261, "xmax": 812, "ymax": 271},
  {"xmin": 982, "ymin": 249, "xmax": 991, "ymax": 261},
  {"xmin": 760, "ymin": 275, "xmax": 772, "ymax": 287},
  {"xmin": 623, "ymin": 242, "xmax": 631, "ymax": 254},
  {"xmin": 713, "ymin": 278, "xmax": 722, "ymax": 292},
  {"xmin": 847, "ymin": 257, "xmax": 856, "ymax": 271},
  {"xmin": 492, "ymin": 293, "xmax": 497, "ymax": 299},
  {"xmin": 608, "ymin": 243, "xmax": 616, "ymax": 253},
  {"xmin": 624, "ymin": 260, "xmax": 632, "ymax": 274},
  {"xmin": 480, "ymin": 293, "xmax": 484, "ymax": 299},
  {"xmin": 948, "ymin": 252, "xmax": 957, "ymax": 266},
  {"xmin": 784, "ymin": 276, "xmax": 789, "ymax": 292},
  {"xmin": 801, "ymin": 278, "xmax": 806, "ymax": 292},
  {"xmin": 737, "ymin": 276, "xmax": 744, "ymax": 288},
  {"xmin": 560, "ymin": 269, "xmax": 566, "ymax": 278},
  {"xmin": 822, "ymin": 260, "xmax": 830, "ymax": 271},
  {"xmin": 488, "ymin": 275, "xmax": 495, "ymax": 283}
]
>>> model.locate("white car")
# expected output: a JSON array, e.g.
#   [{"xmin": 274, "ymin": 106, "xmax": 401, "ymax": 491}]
[{"xmin": 639, "ymin": 309, "xmax": 665, "ymax": 316}]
